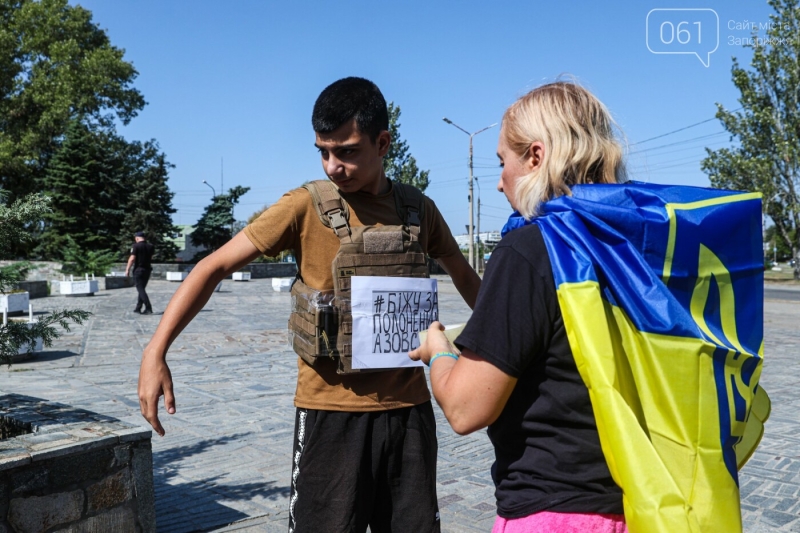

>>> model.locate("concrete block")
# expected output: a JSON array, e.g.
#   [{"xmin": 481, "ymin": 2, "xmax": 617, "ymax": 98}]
[
  {"xmin": 233, "ymin": 272, "xmax": 251, "ymax": 281},
  {"xmin": 166, "ymin": 271, "xmax": 188, "ymax": 281},
  {"xmin": 52, "ymin": 506, "xmax": 136, "ymax": 533},
  {"xmin": 18, "ymin": 430, "xmax": 72, "ymax": 448},
  {"xmin": 112, "ymin": 426, "xmax": 152, "ymax": 443},
  {"xmin": 0, "ymin": 450, "xmax": 31, "ymax": 472},
  {"xmin": 272, "ymin": 278, "xmax": 292, "ymax": 292},
  {"xmin": 0, "ymin": 291, "xmax": 29, "ymax": 314},
  {"xmin": 32, "ymin": 434, "xmax": 119, "ymax": 462},
  {"xmin": 113, "ymin": 444, "xmax": 132, "ymax": 467},
  {"xmin": 131, "ymin": 443, "xmax": 156, "ymax": 533},
  {"xmin": 0, "ymin": 479, "xmax": 9, "ymax": 518},
  {"xmin": 11, "ymin": 281, "xmax": 48, "ymax": 299},
  {"xmin": 104, "ymin": 276, "xmax": 135, "ymax": 290},
  {"xmin": 49, "ymin": 448, "xmax": 115, "ymax": 488},
  {"xmin": 87, "ymin": 468, "xmax": 133, "ymax": 512},
  {"xmin": 10, "ymin": 464, "xmax": 48, "ymax": 495},
  {"xmin": 8, "ymin": 490, "xmax": 83, "ymax": 532},
  {"xmin": 59, "ymin": 280, "xmax": 98, "ymax": 295}
]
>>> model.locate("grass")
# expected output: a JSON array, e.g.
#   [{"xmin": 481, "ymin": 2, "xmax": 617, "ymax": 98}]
[{"xmin": 764, "ymin": 266, "xmax": 799, "ymax": 284}]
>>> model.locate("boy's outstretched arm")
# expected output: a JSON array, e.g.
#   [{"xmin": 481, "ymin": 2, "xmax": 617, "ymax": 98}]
[
  {"xmin": 436, "ymin": 254, "xmax": 481, "ymax": 309},
  {"xmin": 138, "ymin": 232, "xmax": 262, "ymax": 436}
]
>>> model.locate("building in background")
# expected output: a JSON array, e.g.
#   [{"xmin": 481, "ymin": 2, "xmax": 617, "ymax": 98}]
[
  {"xmin": 167, "ymin": 224, "xmax": 206, "ymax": 262},
  {"xmin": 454, "ymin": 231, "xmax": 501, "ymax": 251}
]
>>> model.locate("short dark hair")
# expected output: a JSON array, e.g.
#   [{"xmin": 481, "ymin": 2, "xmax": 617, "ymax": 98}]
[{"xmin": 312, "ymin": 77, "xmax": 388, "ymax": 141}]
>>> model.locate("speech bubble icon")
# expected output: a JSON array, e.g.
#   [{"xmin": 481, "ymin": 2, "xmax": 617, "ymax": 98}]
[{"xmin": 646, "ymin": 8, "xmax": 719, "ymax": 67}]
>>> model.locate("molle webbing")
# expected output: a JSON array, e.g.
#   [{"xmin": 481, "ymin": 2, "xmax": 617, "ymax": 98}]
[
  {"xmin": 305, "ymin": 180, "xmax": 351, "ymax": 236},
  {"xmin": 289, "ymin": 179, "xmax": 430, "ymax": 374}
]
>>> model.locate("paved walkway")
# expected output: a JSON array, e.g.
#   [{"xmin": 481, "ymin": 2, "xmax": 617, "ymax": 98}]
[{"xmin": 2, "ymin": 278, "xmax": 799, "ymax": 532}]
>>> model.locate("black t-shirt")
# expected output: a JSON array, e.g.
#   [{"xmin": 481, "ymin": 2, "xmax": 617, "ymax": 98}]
[
  {"xmin": 131, "ymin": 241, "xmax": 155, "ymax": 270},
  {"xmin": 456, "ymin": 224, "xmax": 623, "ymax": 519}
]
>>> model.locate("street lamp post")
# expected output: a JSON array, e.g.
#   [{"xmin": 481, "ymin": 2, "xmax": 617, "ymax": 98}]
[
  {"xmin": 442, "ymin": 118, "xmax": 497, "ymax": 270},
  {"xmin": 202, "ymin": 180, "xmax": 216, "ymax": 198}
]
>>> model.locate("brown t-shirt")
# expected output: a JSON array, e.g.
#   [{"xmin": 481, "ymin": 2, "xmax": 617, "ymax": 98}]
[{"xmin": 243, "ymin": 180, "xmax": 462, "ymax": 411}]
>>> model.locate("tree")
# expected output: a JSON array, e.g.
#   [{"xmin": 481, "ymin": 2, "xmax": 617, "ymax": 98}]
[
  {"xmin": 0, "ymin": 0, "xmax": 145, "ymax": 202},
  {"xmin": 36, "ymin": 120, "xmax": 126, "ymax": 259},
  {"xmin": 35, "ymin": 121, "xmax": 179, "ymax": 262},
  {"xmin": 191, "ymin": 186, "xmax": 250, "ymax": 259},
  {"xmin": 60, "ymin": 237, "xmax": 118, "ymax": 277},
  {"xmin": 701, "ymin": 0, "xmax": 800, "ymax": 279},
  {"xmin": 765, "ymin": 225, "xmax": 797, "ymax": 262},
  {"xmin": 384, "ymin": 103, "xmax": 430, "ymax": 192},
  {"xmin": 0, "ymin": 192, "xmax": 89, "ymax": 365},
  {"xmin": 117, "ymin": 142, "xmax": 179, "ymax": 262}
]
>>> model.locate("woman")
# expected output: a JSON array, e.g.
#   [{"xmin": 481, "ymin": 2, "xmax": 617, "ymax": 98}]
[
  {"xmin": 410, "ymin": 81, "xmax": 628, "ymax": 532},
  {"xmin": 412, "ymin": 78, "xmax": 768, "ymax": 533}
]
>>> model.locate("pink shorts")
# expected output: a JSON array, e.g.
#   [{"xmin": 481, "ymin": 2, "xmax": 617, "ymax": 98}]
[{"xmin": 492, "ymin": 511, "xmax": 627, "ymax": 533}]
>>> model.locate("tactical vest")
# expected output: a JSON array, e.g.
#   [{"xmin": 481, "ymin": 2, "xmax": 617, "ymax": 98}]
[{"xmin": 288, "ymin": 180, "xmax": 430, "ymax": 374}]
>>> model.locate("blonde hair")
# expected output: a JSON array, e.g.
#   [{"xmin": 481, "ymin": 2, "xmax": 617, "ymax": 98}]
[{"xmin": 501, "ymin": 81, "xmax": 627, "ymax": 218}]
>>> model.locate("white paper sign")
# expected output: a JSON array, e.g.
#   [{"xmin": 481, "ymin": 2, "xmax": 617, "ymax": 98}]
[{"xmin": 351, "ymin": 276, "xmax": 438, "ymax": 369}]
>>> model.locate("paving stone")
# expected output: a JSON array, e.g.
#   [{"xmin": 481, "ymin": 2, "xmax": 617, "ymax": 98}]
[{"xmin": 1, "ymin": 279, "xmax": 797, "ymax": 532}]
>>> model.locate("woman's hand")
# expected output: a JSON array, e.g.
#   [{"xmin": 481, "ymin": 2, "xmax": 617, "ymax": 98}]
[
  {"xmin": 409, "ymin": 321, "xmax": 457, "ymax": 365},
  {"xmin": 410, "ymin": 321, "xmax": 518, "ymax": 436}
]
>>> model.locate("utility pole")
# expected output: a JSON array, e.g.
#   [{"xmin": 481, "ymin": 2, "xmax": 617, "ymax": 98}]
[
  {"xmin": 442, "ymin": 118, "xmax": 497, "ymax": 270},
  {"xmin": 477, "ymin": 196, "xmax": 482, "ymax": 271},
  {"xmin": 475, "ymin": 177, "xmax": 482, "ymax": 272}
]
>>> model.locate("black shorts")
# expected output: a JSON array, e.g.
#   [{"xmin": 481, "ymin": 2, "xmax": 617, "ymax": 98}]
[{"xmin": 288, "ymin": 402, "xmax": 440, "ymax": 533}]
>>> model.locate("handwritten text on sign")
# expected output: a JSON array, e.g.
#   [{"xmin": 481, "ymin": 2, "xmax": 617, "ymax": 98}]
[{"xmin": 351, "ymin": 276, "xmax": 438, "ymax": 369}]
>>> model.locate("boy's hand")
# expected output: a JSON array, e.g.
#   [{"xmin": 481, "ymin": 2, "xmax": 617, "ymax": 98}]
[{"xmin": 138, "ymin": 352, "xmax": 176, "ymax": 437}]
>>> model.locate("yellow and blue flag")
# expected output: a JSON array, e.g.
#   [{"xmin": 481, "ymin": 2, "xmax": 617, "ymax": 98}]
[{"xmin": 503, "ymin": 182, "xmax": 770, "ymax": 533}]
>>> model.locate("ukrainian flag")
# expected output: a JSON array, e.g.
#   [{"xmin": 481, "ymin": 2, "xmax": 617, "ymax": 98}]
[{"xmin": 503, "ymin": 182, "xmax": 770, "ymax": 533}]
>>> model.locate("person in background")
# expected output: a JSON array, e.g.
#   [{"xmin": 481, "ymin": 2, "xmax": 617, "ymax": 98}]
[{"xmin": 126, "ymin": 231, "xmax": 155, "ymax": 315}]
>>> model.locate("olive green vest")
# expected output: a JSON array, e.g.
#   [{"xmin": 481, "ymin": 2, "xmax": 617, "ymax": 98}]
[{"xmin": 288, "ymin": 180, "xmax": 429, "ymax": 374}]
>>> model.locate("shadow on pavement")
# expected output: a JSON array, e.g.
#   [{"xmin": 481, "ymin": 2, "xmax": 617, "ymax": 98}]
[
  {"xmin": 154, "ymin": 433, "xmax": 290, "ymax": 533},
  {"xmin": 24, "ymin": 350, "xmax": 79, "ymax": 364}
]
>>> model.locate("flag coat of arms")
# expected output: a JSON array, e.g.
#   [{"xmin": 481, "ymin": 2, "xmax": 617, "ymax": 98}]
[{"xmin": 503, "ymin": 182, "xmax": 770, "ymax": 533}]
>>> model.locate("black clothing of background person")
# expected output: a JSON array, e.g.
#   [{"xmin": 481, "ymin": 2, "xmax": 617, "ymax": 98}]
[{"xmin": 130, "ymin": 240, "xmax": 155, "ymax": 313}]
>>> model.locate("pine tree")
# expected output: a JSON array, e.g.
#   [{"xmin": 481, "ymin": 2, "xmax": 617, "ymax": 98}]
[
  {"xmin": 384, "ymin": 103, "xmax": 430, "ymax": 192},
  {"xmin": 191, "ymin": 185, "xmax": 250, "ymax": 259},
  {"xmin": 118, "ymin": 142, "xmax": 179, "ymax": 261},
  {"xmin": 37, "ymin": 120, "xmax": 125, "ymax": 259}
]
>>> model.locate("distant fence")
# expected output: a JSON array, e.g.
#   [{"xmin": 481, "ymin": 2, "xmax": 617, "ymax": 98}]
[
  {"xmin": 2, "ymin": 259, "xmax": 449, "ymax": 284},
  {"xmin": 1, "ymin": 260, "xmax": 299, "ymax": 282},
  {"xmin": 108, "ymin": 262, "xmax": 298, "ymax": 280}
]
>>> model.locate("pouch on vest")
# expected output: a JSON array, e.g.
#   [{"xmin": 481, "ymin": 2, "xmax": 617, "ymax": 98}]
[
  {"xmin": 288, "ymin": 279, "xmax": 336, "ymax": 366},
  {"xmin": 287, "ymin": 179, "xmax": 429, "ymax": 374}
]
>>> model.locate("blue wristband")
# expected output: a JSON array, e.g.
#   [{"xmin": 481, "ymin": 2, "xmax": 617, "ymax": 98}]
[{"xmin": 427, "ymin": 352, "xmax": 459, "ymax": 367}]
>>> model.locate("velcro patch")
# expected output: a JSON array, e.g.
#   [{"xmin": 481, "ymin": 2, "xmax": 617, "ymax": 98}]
[{"xmin": 363, "ymin": 231, "xmax": 404, "ymax": 254}]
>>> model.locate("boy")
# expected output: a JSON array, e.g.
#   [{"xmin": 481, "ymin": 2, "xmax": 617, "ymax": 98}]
[{"xmin": 138, "ymin": 77, "xmax": 480, "ymax": 532}]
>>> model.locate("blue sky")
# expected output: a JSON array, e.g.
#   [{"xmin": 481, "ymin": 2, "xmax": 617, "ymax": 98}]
[{"xmin": 75, "ymin": 0, "xmax": 776, "ymax": 233}]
